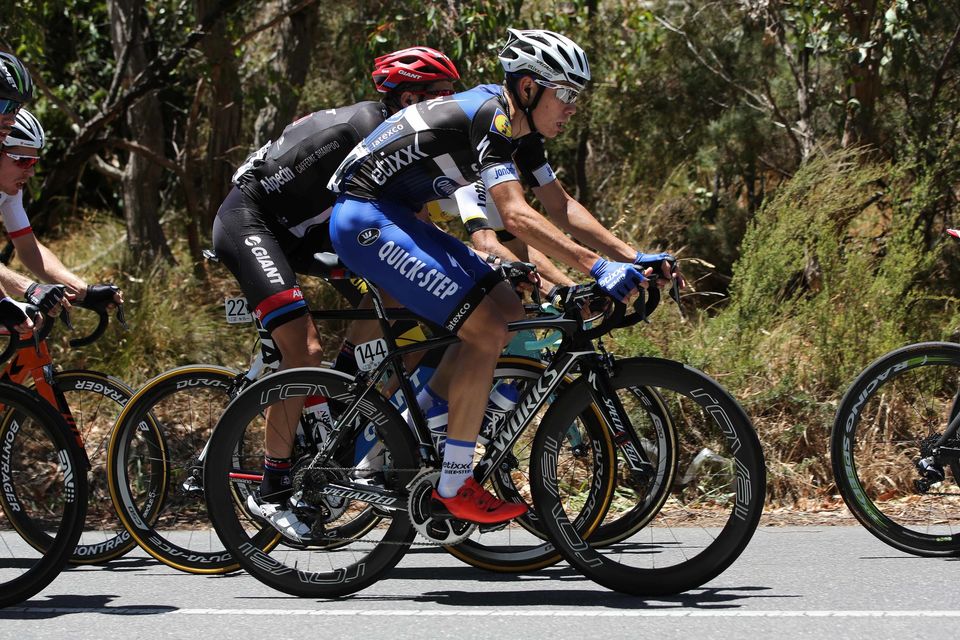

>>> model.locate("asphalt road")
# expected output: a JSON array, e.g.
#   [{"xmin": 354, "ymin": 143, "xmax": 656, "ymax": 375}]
[{"xmin": 0, "ymin": 525, "xmax": 956, "ymax": 639}]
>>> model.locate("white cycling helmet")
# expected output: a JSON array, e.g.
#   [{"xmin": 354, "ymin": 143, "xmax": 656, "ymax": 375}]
[
  {"xmin": 499, "ymin": 28, "xmax": 591, "ymax": 89},
  {"xmin": 3, "ymin": 108, "xmax": 44, "ymax": 149}
]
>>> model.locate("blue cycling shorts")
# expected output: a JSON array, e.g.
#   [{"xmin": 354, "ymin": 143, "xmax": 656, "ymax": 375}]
[{"xmin": 330, "ymin": 195, "xmax": 504, "ymax": 333}]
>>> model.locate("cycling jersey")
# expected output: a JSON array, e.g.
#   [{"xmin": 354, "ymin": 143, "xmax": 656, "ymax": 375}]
[
  {"xmin": 0, "ymin": 191, "xmax": 33, "ymax": 238},
  {"xmin": 328, "ymin": 84, "xmax": 549, "ymax": 331},
  {"xmin": 214, "ymin": 102, "xmax": 389, "ymax": 331}
]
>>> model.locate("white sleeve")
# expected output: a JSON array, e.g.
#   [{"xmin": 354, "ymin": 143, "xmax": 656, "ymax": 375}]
[{"xmin": 0, "ymin": 192, "xmax": 32, "ymax": 238}]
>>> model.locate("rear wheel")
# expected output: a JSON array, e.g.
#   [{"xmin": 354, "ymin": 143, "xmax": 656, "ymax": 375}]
[{"xmin": 205, "ymin": 367, "xmax": 418, "ymax": 598}]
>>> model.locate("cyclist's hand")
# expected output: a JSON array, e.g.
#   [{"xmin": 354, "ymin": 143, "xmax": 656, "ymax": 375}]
[
  {"xmin": 79, "ymin": 284, "xmax": 124, "ymax": 309},
  {"xmin": 590, "ymin": 258, "xmax": 646, "ymax": 302},
  {"xmin": 635, "ymin": 251, "xmax": 686, "ymax": 290},
  {"xmin": 25, "ymin": 282, "xmax": 69, "ymax": 316},
  {"xmin": 0, "ymin": 297, "xmax": 40, "ymax": 333}
]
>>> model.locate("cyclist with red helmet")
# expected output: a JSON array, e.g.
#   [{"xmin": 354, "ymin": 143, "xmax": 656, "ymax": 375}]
[{"xmin": 213, "ymin": 46, "xmax": 464, "ymax": 542}]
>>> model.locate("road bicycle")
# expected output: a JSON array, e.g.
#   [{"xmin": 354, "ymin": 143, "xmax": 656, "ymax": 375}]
[
  {"xmin": 106, "ymin": 254, "xmax": 676, "ymax": 574},
  {"xmin": 202, "ymin": 278, "xmax": 765, "ymax": 597},
  {"xmin": 831, "ymin": 341, "xmax": 960, "ymax": 556},
  {"xmin": 0, "ymin": 293, "xmax": 145, "ymax": 564}
]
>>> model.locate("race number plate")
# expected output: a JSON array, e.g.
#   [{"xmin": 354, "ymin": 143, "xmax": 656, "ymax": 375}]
[
  {"xmin": 355, "ymin": 338, "xmax": 388, "ymax": 372},
  {"xmin": 224, "ymin": 296, "xmax": 252, "ymax": 324}
]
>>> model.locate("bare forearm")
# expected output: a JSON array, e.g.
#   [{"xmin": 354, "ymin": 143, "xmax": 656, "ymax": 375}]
[
  {"xmin": 0, "ymin": 264, "xmax": 35, "ymax": 298},
  {"xmin": 18, "ymin": 240, "xmax": 87, "ymax": 297}
]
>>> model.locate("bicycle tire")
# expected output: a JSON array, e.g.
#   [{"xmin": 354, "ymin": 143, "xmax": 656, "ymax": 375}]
[
  {"xmin": 204, "ymin": 367, "xmax": 418, "ymax": 597},
  {"xmin": 107, "ymin": 365, "xmax": 245, "ymax": 573},
  {"xmin": 831, "ymin": 341, "xmax": 960, "ymax": 556},
  {"xmin": 0, "ymin": 381, "xmax": 88, "ymax": 606},
  {"xmin": 531, "ymin": 357, "xmax": 765, "ymax": 595},
  {"xmin": 446, "ymin": 356, "xmax": 678, "ymax": 572}
]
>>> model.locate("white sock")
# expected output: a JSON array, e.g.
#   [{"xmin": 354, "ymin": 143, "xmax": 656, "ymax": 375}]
[{"xmin": 437, "ymin": 438, "xmax": 475, "ymax": 498}]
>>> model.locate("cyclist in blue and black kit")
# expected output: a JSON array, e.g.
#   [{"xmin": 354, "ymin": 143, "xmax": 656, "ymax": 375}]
[
  {"xmin": 213, "ymin": 46, "xmax": 462, "ymax": 541},
  {"xmin": 329, "ymin": 29, "xmax": 679, "ymax": 524}
]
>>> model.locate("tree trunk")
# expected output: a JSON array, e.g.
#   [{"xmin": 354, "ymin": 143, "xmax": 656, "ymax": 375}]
[
  {"xmin": 194, "ymin": 0, "xmax": 244, "ymax": 231},
  {"xmin": 841, "ymin": 0, "xmax": 881, "ymax": 149},
  {"xmin": 253, "ymin": 0, "xmax": 319, "ymax": 147},
  {"xmin": 107, "ymin": 0, "xmax": 173, "ymax": 265}
]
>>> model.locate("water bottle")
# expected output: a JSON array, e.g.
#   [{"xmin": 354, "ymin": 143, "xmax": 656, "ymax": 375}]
[{"xmin": 478, "ymin": 381, "xmax": 519, "ymax": 446}]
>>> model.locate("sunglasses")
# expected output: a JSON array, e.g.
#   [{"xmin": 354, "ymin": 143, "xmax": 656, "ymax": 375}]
[
  {"xmin": 408, "ymin": 89, "xmax": 455, "ymax": 98},
  {"xmin": 534, "ymin": 79, "xmax": 580, "ymax": 105},
  {"xmin": 0, "ymin": 99, "xmax": 21, "ymax": 116},
  {"xmin": 2, "ymin": 150, "xmax": 39, "ymax": 168}
]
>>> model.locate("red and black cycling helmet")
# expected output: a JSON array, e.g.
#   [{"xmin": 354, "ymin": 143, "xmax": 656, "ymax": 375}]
[{"xmin": 371, "ymin": 46, "xmax": 460, "ymax": 93}]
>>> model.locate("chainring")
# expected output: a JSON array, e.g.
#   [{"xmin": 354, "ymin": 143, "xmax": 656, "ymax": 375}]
[{"xmin": 407, "ymin": 470, "xmax": 476, "ymax": 545}]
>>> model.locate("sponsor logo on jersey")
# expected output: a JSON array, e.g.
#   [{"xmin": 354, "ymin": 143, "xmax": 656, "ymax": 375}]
[
  {"xmin": 259, "ymin": 166, "xmax": 296, "ymax": 194},
  {"xmin": 358, "ymin": 228, "xmax": 380, "ymax": 246},
  {"xmin": 369, "ymin": 134, "xmax": 429, "ymax": 185},
  {"xmin": 295, "ymin": 140, "xmax": 342, "ymax": 174},
  {"xmin": 432, "ymin": 176, "xmax": 459, "ymax": 197},
  {"xmin": 243, "ymin": 235, "xmax": 285, "ymax": 285},
  {"xmin": 368, "ymin": 123, "xmax": 404, "ymax": 151},
  {"xmin": 377, "ymin": 241, "xmax": 460, "ymax": 300},
  {"xmin": 490, "ymin": 109, "xmax": 512, "ymax": 138},
  {"xmin": 445, "ymin": 301, "xmax": 472, "ymax": 331}
]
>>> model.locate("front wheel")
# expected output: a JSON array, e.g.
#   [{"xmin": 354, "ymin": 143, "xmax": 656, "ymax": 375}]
[
  {"xmin": 531, "ymin": 357, "xmax": 765, "ymax": 596},
  {"xmin": 0, "ymin": 381, "xmax": 88, "ymax": 606},
  {"xmin": 831, "ymin": 342, "xmax": 960, "ymax": 556}
]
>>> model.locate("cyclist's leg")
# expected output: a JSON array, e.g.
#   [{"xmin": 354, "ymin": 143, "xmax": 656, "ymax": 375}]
[
  {"xmin": 213, "ymin": 188, "xmax": 319, "ymax": 526},
  {"xmin": 331, "ymin": 196, "xmax": 525, "ymax": 523}
]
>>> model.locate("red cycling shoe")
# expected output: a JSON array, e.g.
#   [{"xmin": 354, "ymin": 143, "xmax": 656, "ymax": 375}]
[{"xmin": 431, "ymin": 477, "xmax": 528, "ymax": 524}]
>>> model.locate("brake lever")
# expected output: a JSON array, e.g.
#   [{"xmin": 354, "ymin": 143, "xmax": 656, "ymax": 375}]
[
  {"xmin": 60, "ymin": 307, "xmax": 73, "ymax": 331},
  {"xmin": 116, "ymin": 303, "xmax": 128, "ymax": 330}
]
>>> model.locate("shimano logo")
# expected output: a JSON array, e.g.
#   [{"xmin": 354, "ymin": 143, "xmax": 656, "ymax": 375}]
[
  {"xmin": 445, "ymin": 302, "xmax": 471, "ymax": 331},
  {"xmin": 370, "ymin": 135, "xmax": 428, "ymax": 185},
  {"xmin": 259, "ymin": 166, "xmax": 295, "ymax": 194},
  {"xmin": 378, "ymin": 241, "xmax": 460, "ymax": 300}
]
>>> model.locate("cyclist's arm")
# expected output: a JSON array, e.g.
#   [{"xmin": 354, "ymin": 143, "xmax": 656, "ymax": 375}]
[
  {"xmin": 522, "ymin": 243, "xmax": 574, "ymax": 287},
  {"xmin": 11, "ymin": 233, "xmax": 88, "ymax": 298},
  {"xmin": 488, "ymin": 180, "xmax": 598, "ymax": 275},
  {"xmin": 532, "ymin": 179, "xmax": 636, "ymax": 263}
]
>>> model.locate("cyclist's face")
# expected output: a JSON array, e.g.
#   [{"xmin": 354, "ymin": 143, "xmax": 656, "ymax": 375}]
[
  {"xmin": 531, "ymin": 82, "xmax": 578, "ymax": 139},
  {"xmin": 0, "ymin": 144, "xmax": 37, "ymax": 196}
]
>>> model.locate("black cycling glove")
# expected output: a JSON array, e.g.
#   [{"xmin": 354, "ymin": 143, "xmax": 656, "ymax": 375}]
[
  {"xmin": 79, "ymin": 284, "xmax": 120, "ymax": 309},
  {"xmin": 25, "ymin": 283, "xmax": 66, "ymax": 315},
  {"xmin": 0, "ymin": 297, "xmax": 38, "ymax": 327}
]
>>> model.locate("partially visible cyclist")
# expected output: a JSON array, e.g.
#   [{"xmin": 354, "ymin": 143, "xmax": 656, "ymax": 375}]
[
  {"xmin": 212, "ymin": 46, "xmax": 462, "ymax": 541},
  {"xmin": 0, "ymin": 109, "xmax": 123, "ymax": 330},
  {"xmin": 0, "ymin": 52, "xmax": 41, "ymax": 332},
  {"xmin": 328, "ymin": 29, "xmax": 679, "ymax": 525},
  {"xmin": 0, "ymin": 52, "xmax": 31, "ymax": 143}
]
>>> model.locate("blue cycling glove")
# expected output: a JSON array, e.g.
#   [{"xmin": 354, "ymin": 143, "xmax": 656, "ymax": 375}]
[
  {"xmin": 590, "ymin": 258, "xmax": 645, "ymax": 301},
  {"xmin": 634, "ymin": 252, "xmax": 676, "ymax": 274}
]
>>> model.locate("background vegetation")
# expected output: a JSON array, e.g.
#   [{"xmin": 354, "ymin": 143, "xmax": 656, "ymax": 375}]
[{"xmin": 4, "ymin": 0, "xmax": 960, "ymax": 507}]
